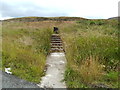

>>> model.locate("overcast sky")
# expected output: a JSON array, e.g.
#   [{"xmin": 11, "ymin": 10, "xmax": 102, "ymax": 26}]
[{"xmin": 0, "ymin": 0, "xmax": 119, "ymax": 20}]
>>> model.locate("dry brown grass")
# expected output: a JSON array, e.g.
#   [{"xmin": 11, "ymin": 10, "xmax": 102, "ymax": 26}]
[
  {"xmin": 79, "ymin": 56, "xmax": 104, "ymax": 83},
  {"xmin": 19, "ymin": 36, "xmax": 33, "ymax": 46}
]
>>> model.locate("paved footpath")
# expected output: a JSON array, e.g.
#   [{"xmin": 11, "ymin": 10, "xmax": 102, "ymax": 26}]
[
  {"xmin": 38, "ymin": 34, "xmax": 67, "ymax": 88},
  {"xmin": 38, "ymin": 52, "xmax": 67, "ymax": 88}
]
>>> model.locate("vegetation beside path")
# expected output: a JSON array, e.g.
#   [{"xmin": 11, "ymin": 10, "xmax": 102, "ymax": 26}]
[
  {"xmin": 2, "ymin": 21, "xmax": 52, "ymax": 83},
  {"xmin": 2, "ymin": 17, "xmax": 119, "ymax": 88},
  {"xmin": 60, "ymin": 19, "xmax": 118, "ymax": 88}
]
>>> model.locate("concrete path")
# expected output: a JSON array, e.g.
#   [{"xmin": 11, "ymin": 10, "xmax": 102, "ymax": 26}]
[
  {"xmin": 38, "ymin": 52, "xmax": 67, "ymax": 88},
  {"xmin": 38, "ymin": 34, "xmax": 67, "ymax": 88}
]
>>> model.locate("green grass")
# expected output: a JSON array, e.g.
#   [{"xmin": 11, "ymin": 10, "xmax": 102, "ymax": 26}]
[
  {"xmin": 60, "ymin": 19, "xmax": 118, "ymax": 88},
  {"xmin": 2, "ymin": 21, "xmax": 52, "ymax": 83},
  {"xmin": 2, "ymin": 18, "xmax": 119, "ymax": 87}
]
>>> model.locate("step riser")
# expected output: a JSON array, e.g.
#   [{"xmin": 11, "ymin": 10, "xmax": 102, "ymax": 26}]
[
  {"xmin": 51, "ymin": 39, "xmax": 61, "ymax": 40},
  {"xmin": 50, "ymin": 49, "xmax": 64, "ymax": 51},
  {"xmin": 51, "ymin": 40, "xmax": 62, "ymax": 42},
  {"xmin": 51, "ymin": 38, "xmax": 61, "ymax": 40},
  {"xmin": 51, "ymin": 44, "xmax": 63, "ymax": 46},
  {"xmin": 51, "ymin": 35, "xmax": 60, "ymax": 37},
  {"xmin": 51, "ymin": 43, "xmax": 62, "ymax": 45},
  {"xmin": 51, "ymin": 48, "xmax": 63, "ymax": 49},
  {"xmin": 51, "ymin": 46, "xmax": 63, "ymax": 47},
  {"xmin": 51, "ymin": 42, "xmax": 62, "ymax": 43}
]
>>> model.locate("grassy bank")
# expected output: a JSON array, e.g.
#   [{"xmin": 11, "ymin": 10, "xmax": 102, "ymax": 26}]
[
  {"xmin": 59, "ymin": 19, "xmax": 118, "ymax": 88},
  {"xmin": 2, "ymin": 21, "xmax": 52, "ymax": 83},
  {"xmin": 2, "ymin": 18, "xmax": 119, "ymax": 87}
]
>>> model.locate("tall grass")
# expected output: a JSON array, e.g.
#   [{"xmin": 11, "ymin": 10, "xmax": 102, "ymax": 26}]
[
  {"xmin": 60, "ymin": 19, "xmax": 118, "ymax": 88},
  {"xmin": 2, "ymin": 19, "xmax": 118, "ymax": 87},
  {"xmin": 2, "ymin": 21, "xmax": 52, "ymax": 83},
  {"xmin": 79, "ymin": 56, "xmax": 104, "ymax": 83}
]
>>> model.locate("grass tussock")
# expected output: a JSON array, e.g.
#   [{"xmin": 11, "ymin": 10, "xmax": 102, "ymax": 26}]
[{"xmin": 79, "ymin": 56, "xmax": 104, "ymax": 83}]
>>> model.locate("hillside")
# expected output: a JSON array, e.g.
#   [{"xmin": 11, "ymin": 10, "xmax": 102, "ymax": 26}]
[
  {"xmin": 2, "ymin": 17, "xmax": 87, "ymax": 22},
  {"xmin": 108, "ymin": 16, "xmax": 120, "ymax": 20},
  {"xmin": 1, "ymin": 17, "xmax": 119, "ymax": 88}
]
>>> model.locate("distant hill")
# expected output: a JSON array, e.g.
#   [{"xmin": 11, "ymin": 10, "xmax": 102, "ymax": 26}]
[
  {"xmin": 2, "ymin": 17, "xmax": 87, "ymax": 22},
  {"xmin": 2, "ymin": 16, "xmax": 119, "ymax": 22},
  {"xmin": 108, "ymin": 17, "xmax": 120, "ymax": 20}
]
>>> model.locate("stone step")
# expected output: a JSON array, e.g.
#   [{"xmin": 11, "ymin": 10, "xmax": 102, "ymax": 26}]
[
  {"xmin": 50, "ymin": 43, "xmax": 63, "ymax": 46},
  {"xmin": 51, "ymin": 36, "xmax": 60, "ymax": 38},
  {"xmin": 51, "ymin": 39, "xmax": 62, "ymax": 42},
  {"xmin": 51, "ymin": 46, "xmax": 63, "ymax": 48},
  {"xmin": 51, "ymin": 45, "xmax": 63, "ymax": 47},
  {"xmin": 51, "ymin": 37, "xmax": 60, "ymax": 39},
  {"xmin": 51, "ymin": 41, "xmax": 62, "ymax": 43},
  {"xmin": 52, "ymin": 34, "xmax": 59, "ymax": 36},
  {"xmin": 50, "ymin": 50, "xmax": 64, "ymax": 53},
  {"xmin": 51, "ymin": 38, "xmax": 61, "ymax": 40},
  {"xmin": 52, "ymin": 34, "xmax": 60, "ymax": 37},
  {"xmin": 51, "ymin": 48, "xmax": 63, "ymax": 50},
  {"xmin": 50, "ymin": 49, "xmax": 64, "ymax": 52}
]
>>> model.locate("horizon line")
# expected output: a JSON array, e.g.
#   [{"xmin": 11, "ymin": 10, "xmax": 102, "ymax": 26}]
[{"xmin": 0, "ymin": 16, "xmax": 119, "ymax": 20}]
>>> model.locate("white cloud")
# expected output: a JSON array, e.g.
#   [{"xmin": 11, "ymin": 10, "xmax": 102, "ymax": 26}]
[
  {"xmin": 0, "ymin": 16, "xmax": 14, "ymax": 20},
  {"xmin": 0, "ymin": 0, "xmax": 119, "ymax": 20}
]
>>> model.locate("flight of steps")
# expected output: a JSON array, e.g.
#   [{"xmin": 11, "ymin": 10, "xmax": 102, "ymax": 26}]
[{"xmin": 50, "ymin": 34, "xmax": 64, "ymax": 52}]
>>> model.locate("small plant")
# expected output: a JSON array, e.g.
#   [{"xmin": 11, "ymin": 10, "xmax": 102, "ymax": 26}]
[{"xmin": 105, "ymin": 71, "xmax": 118, "ymax": 82}]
